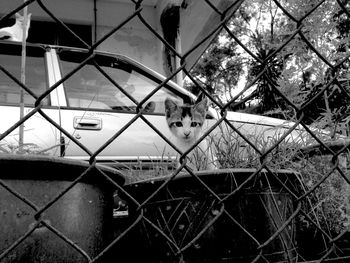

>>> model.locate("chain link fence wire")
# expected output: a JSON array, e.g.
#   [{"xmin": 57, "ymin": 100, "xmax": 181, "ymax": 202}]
[{"xmin": 1, "ymin": 0, "xmax": 350, "ymax": 262}]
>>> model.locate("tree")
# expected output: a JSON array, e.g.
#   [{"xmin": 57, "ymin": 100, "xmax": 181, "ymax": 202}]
[
  {"xmin": 187, "ymin": 0, "xmax": 292, "ymax": 115},
  {"xmin": 186, "ymin": 36, "xmax": 244, "ymax": 106},
  {"xmin": 188, "ymin": 0, "xmax": 350, "ymax": 128}
]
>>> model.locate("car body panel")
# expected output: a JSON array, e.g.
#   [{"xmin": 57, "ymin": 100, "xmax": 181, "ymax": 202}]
[
  {"xmin": 0, "ymin": 41, "xmax": 337, "ymax": 169},
  {"xmin": 0, "ymin": 105, "xmax": 61, "ymax": 155},
  {"xmin": 58, "ymin": 109, "xmax": 178, "ymax": 159}
]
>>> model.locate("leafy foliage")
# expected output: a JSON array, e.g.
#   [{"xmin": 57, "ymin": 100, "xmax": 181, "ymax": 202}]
[
  {"xmin": 186, "ymin": 35, "xmax": 245, "ymax": 106},
  {"xmin": 188, "ymin": 0, "xmax": 350, "ymax": 130}
]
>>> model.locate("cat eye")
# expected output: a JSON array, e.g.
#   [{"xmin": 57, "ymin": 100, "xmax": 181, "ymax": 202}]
[
  {"xmin": 191, "ymin": 122, "xmax": 200, "ymax": 127},
  {"xmin": 174, "ymin": 122, "xmax": 183, "ymax": 127}
]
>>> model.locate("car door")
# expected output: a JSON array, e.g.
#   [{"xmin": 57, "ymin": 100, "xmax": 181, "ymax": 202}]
[
  {"xmin": 0, "ymin": 42, "xmax": 61, "ymax": 155},
  {"xmin": 53, "ymin": 48, "xmax": 188, "ymax": 170}
]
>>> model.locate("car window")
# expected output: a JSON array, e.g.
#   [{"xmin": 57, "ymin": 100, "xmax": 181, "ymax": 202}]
[
  {"xmin": 0, "ymin": 43, "xmax": 48, "ymax": 106},
  {"xmin": 58, "ymin": 50, "xmax": 183, "ymax": 114}
]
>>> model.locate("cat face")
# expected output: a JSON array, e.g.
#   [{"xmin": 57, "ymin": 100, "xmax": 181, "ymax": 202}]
[{"xmin": 165, "ymin": 97, "xmax": 208, "ymax": 142}]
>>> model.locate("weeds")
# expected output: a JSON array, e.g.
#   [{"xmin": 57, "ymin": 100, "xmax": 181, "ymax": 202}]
[
  {"xmin": 0, "ymin": 142, "xmax": 56, "ymax": 155},
  {"xmin": 209, "ymin": 120, "xmax": 350, "ymax": 236}
]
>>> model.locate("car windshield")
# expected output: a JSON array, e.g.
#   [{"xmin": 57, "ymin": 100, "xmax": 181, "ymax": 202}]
[{"xmin": 58, "ymin": 50, "xmax": 183, "ymax": 114}]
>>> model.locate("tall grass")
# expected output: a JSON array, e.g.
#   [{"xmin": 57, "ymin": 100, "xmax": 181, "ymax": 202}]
[{"xmin": 209, "ymin": 121, "xmax": 350, "ymax": 235}]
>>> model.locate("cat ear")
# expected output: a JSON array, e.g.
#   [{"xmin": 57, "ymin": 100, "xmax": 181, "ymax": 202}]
[
  {"xmin": 194, "ymin": 97, "xmax": 208, "ymax": 116},
  {"xmin": 195, "ymin": 92, "xmax": 206, "ymax": 104},
  {"xmin": 165, "ymin": 98, "xmax": 178, "ymax": 112}
]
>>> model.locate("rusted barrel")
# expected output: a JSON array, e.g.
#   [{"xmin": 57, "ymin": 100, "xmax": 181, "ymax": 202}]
[
  {"xmin": 114, "ymin": 168, "xmax": 299, "ymax": 262},
  {"xmin": 0, "ymin": 154, "xmax": 125, "ymax": 263}
]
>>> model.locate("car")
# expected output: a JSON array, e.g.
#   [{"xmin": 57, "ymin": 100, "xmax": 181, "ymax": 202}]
[{"xmin": 0, "ymin": 40, "xmax": 341, "ymax": 175}]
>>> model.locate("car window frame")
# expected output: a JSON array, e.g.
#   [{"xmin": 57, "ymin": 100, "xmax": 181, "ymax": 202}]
[
  {"xmin": 0, "ymin": 41, "xmax": 51, "ymax": 107},
  {"xmin": 54, "ymin": 47, "xmax": 192, "ymax": 116}
]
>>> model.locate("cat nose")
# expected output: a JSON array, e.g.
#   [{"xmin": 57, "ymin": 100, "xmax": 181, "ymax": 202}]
[{"xmin": 184, "ymin": 131, "xmax": 191, "ymax": 137}]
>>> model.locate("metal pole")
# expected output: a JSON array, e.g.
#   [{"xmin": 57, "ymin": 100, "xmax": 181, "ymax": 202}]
[{"xmin": 19, "ymin": 6, "xmax": 28, "ymax": 153}]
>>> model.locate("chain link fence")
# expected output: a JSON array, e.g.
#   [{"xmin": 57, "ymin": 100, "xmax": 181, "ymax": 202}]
[{"xmin": 1, "ymin": 0, "xmax": 350, "ymax": 262}]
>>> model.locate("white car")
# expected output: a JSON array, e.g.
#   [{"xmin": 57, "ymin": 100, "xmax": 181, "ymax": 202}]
[{"xmin": 0, "ymin": 41, "xmax": 330, "ymax": 173}]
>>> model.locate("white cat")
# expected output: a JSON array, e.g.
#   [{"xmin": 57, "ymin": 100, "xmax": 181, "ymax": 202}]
[
  {"xmin": 164, "ymin": 97, "xmax": 219, "ymax": 171},
  {"xmin": 0, "ymin": 12, "xmax": 31, "ymax": 42}
]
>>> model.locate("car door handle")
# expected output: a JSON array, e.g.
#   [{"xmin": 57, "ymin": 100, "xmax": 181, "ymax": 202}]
[{"xmin": 73, "ymin": 116, "xmax": 102, "ymax": 130}]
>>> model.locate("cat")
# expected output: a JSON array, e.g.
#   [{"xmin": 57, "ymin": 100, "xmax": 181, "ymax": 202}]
[
  {"xmin": 0, "ymin": 12, "xmax": 31, "ymax": 42},
  {"xmin": 164, "ymin": 96, "xmax": 218, "ymax": 171}
]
